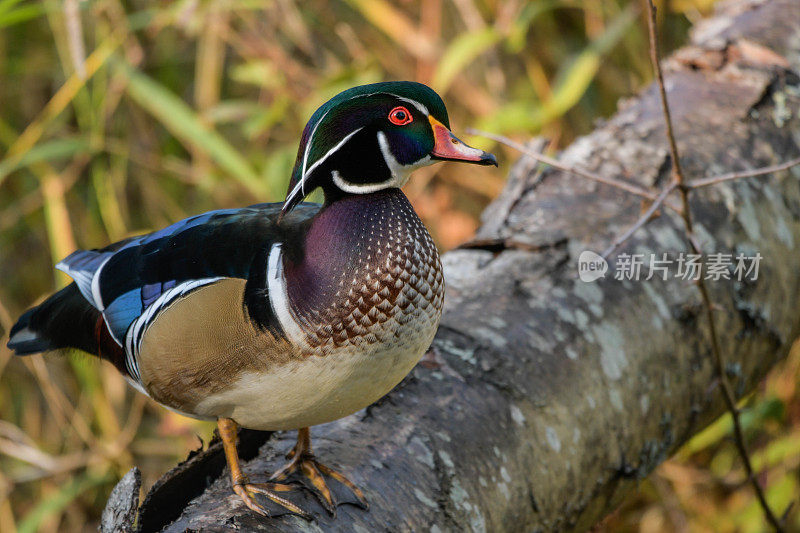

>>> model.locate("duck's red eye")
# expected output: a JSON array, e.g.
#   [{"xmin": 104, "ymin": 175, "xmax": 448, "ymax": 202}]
[{"xmin": 388, "ymin": 106, "xmax": 413, "ymax": 126}]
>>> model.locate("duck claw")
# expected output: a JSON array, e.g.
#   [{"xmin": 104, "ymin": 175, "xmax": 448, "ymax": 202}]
[
  {"xmin": 270, "ymin": 428, "xmax": 369, "ymax": 515},
  {"xmin": 233, "ymin": 481, "xmax": 313, "ymax": 520}
]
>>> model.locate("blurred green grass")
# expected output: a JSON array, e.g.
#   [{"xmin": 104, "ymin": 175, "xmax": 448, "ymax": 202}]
[{"xmin": 2, "ymin": 1, "xmax": 797, "ymax": 531}]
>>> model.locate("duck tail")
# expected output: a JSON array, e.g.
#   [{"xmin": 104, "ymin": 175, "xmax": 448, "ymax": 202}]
[
  {"xmin": 7, "ymin": 284, "xmax": 100, "ymax": 356},
  {"xmin": 7, "ymin": 307, "xmax": 51, "ymax": 355}
]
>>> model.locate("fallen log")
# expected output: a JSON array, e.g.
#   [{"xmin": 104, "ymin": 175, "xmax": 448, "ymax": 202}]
[{"xmin": 104, "ymin": 0, "xmax": 800, "ymax": 530}]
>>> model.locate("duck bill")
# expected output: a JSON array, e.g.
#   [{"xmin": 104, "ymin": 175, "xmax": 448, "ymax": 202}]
[{"xmin": 429, "ymin": 116, "xmax": 497, "ymax": 166}]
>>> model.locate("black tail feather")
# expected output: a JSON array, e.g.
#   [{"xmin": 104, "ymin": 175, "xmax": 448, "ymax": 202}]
[
  {"xmin": 7, "ymin": 308, "xmax": 53, "ymax": 354},
  {"xmin": 7, "ymin": 284, "xmax": 100, "ymax": 356}
]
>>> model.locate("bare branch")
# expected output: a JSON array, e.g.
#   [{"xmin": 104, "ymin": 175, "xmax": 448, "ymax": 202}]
[
  {"xmin": 467, "ymin": 128, "xmax": 682, "ymax": 213},
  {"xmin": 689, "ymin": 157, "xmax": 800, "ymax": 188},
  {"xmin": 601, "ymin": 181, "xmax": 677, "ymax": 259},
  {"xmin": 645, "ymin": 2, "xmax": 686, "ymax": 189},
  {"xmin": 644, "ymin": 1, "xmax": 784, "ymax": 530},
  {"xmin": 458, "ymin": 237, "xmax": 565, "ymax": 254}
]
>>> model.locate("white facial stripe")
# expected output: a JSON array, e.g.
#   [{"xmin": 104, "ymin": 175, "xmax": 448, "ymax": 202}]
[
  {"xmin": 299, "ymin": 91, "xmax": 383, "ymax": 196},
  {"xmin": 284, "ymin": 179, "xmax": 305, "ymax": 210},
  {"xmin": 378, "ymin": 131, "xmax": 409, "ymax": 186},
  {"xmin": 300, "ymin": 108, "xmax": 330, "ymax": 193},
  {"xmin": 267, "ymin": 244, "xmax": 310, "ymax": 349},
  {"xmin": 338, "ymin": 91, "xmax": 428, "ymax": 115},
  {"xmin": 287, "ymin": 126, "xmax": 364, "ymax": 208},
  {"xmin": 392, "ymin": 95, "xmax": 429, "ymax": 115},
  {"xmin": 303, "ymin": 127, "xmax": 363, "ymax": 182}
]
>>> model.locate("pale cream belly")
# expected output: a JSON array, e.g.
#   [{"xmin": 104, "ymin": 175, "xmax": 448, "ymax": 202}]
[{"xmin": 193, "ymin": 329, "xmax": 434, "ymax": 430}]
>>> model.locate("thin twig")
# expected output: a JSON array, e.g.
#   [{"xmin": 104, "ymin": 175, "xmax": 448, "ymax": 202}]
[
  {"xmin": 601, "ymin": 181, "xmax": 677, "ymax": 259},
  {"xmin": 644, "ymin": 1, "xmax": 784, "ymax": 530},
  {"xmin": 646, "ymin": 6, "xmax": 685, "ymax": 189},
  {"xmin": 689, "ymin": 157, "xmax": 800, "ymax": 188},
  {"xmin": 471, "ymin": 134, "xmax": 799, "ymax": 260},
  {"xmin": 467, "ymin": 128, "xmax": 682, "ymax": 213},
  {"xmin": 458, "ymin": 237, "xmax": 565, "ymax": 253}
]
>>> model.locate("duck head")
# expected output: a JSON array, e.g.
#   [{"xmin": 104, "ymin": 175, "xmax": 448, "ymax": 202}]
[{"xmin": 281, "ymin": 81, "xmax": 497, "ymax": 215}]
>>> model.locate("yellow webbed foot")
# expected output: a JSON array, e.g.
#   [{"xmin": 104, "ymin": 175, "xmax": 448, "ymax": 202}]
[
  {"xmin": 218, "ymin": 418, "xmax": 312, "ymax": 519},
  {"xmin": 270, "ymin": 427, "xmax": 369, "ymax": 515},
  {"xmin": 232, "ymin": 481, "xmax": 311, "ymax": 519}
]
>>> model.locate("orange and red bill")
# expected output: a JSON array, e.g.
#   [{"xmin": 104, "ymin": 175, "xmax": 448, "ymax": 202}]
[{"xmin": 429, "ymin": 116, "xmax": 497, "ymax": 166}]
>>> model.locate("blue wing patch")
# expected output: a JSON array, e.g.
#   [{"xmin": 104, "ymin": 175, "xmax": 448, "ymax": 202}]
[
  {"xmin": 103, "ymin": 289, "xmax": 144, "ymax": 345},
  {"xmin": 142, "ymin": 280, "xmax": 176, "ymax": 308}
]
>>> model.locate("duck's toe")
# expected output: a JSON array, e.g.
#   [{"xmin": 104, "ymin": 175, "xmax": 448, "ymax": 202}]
[
  {"xmin": 270, "ymin": 453, "xmax": 368, "ymax": 515},
  {"xmin": 313, "ymin": 459, "xmax": 369, "ymax": 511},
  {"xmin": 233, "ymin": 481, "xmax": 312, "ymax": 520}
]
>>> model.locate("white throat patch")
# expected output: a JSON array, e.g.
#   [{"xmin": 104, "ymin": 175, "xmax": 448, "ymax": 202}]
[{"xmin": 332, "ymin": 131, "xmax": 431, "ymax": 194}]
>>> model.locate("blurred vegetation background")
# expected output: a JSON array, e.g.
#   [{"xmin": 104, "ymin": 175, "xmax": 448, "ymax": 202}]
[{"xmin": 0, "ymin": 0, "xmax": 797, "ymax": 531}]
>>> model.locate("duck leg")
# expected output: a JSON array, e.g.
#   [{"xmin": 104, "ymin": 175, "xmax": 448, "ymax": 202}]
[
  {"xmin": 270, "ymin": 427, "xmax": 369, "ymax": 514},
  {"xmin": 217, "ymin": 418, "xmax": 311, "ymax": 519}
]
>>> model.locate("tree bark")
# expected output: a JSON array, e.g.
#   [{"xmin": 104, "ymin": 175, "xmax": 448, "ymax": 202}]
[{"xmin": 107, "ymin": 0, "xmax": 800, "ymax": 530}]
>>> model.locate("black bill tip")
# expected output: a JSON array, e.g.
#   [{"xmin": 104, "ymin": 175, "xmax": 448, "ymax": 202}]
[{"xmin": 479, "ymin": 151, "xmax": 498, "ymax": 167}]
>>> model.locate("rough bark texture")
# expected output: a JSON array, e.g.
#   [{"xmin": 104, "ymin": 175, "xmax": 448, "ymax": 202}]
[
  {"xmin": 101, "ymin": 467, "xmax": 140, "ymax": 533},
  {"xmin": 106, "ymin": 0, "xmax": 800, "ymax": 531}
]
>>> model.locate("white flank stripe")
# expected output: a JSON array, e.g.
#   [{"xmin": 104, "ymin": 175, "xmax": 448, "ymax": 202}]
[
  {"xmin": 124, "ymin": 277, "xmax": 222, "ymax": 385},
  {"xmin": 123, "ymin": 375, "xmax": 149, "ymax": 396},
  {"xmin": 267, "ymin": 244, "xmax": 310, "ymax": 348}
]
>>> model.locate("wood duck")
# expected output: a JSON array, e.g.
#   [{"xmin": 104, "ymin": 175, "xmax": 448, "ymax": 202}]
[{"xmin": 7, "ymin": 81, "xmax": 497, "ymax": 518}]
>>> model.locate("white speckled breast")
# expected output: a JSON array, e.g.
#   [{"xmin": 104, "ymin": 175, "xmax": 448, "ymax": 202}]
[{"xmin": 300, "ymin": 199, "xmax": 443, "ymax": 355}]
